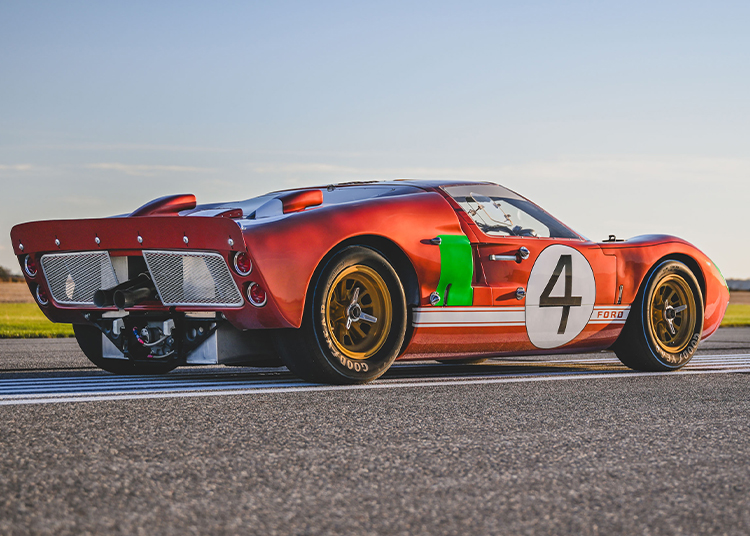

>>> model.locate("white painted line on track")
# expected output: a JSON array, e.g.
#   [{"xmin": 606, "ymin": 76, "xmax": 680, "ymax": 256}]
[
  {"xmin": 2, "ymin": 368, "xmax": 750, "ymax": 406},
  {"xmin": 0, "ymin": 353, "xmax": 748, "ymax": 406}
]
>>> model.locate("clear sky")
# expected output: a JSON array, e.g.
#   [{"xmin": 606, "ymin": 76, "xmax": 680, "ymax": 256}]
[{"xmin": 1, "ymin": 1, "xmax": 748, "ymax": 277}]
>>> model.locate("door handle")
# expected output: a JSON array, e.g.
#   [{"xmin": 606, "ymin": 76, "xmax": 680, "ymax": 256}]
[
  {"xmin": 488, "ymin": 254, "xmax": 517, "ymax": 262},
  {"xmin": 489, "ymin": 247, "xmax": 531, "ymax": 263}
]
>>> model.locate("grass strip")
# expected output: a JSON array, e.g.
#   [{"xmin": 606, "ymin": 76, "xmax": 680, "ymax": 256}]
[
  {"xmin": 0, "ymin": 303, "xmax": 75, "ymax": 338},
  {"xmin": 720, "ymin": 304, "xmax": 750, "ymax": 327},
  {"xmin": 0, "ymin": 302, "xmax": 748, "ymax": 339}
]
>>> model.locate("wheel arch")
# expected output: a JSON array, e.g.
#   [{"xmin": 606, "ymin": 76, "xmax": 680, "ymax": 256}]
[
  {"xmin": 304, "ymin": 235, "xmax": 421, "ymax": 310},
  {"xmin": 644, "ymin": 254, "xmax": 707, "ymax": 309},
  {"xmin": 612, "ymin": 254, "xmax": 705, "ymax": 369},
  {"xmin": 612, "ymin": 253, "xmax": 706, "ymax": 351}
]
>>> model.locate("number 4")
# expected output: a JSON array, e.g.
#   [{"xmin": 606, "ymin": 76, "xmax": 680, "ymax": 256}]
[{"xmin": 539, "ymin": 255, "xmax": 582, "ymax": 334}]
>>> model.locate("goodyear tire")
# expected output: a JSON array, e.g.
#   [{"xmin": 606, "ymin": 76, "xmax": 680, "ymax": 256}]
[
  {"xmin": 74, "ymin": 324, "xmax": 179, "ymax": 375},
  {"xmin": 275, "ymin": 246, "xmax": 407, "ymax": 384},
  {"xmin": 613, "ymin": 260, "xmax": 704, "ymax": 371}
]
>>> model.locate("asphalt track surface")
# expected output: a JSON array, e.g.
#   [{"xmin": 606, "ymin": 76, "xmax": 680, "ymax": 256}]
[{"xmin": 1, "ymin": 329, "xmax": 749, "ymax": 535}]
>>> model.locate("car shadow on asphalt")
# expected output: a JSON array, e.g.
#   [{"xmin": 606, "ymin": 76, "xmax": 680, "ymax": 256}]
[{"xmin": 0, "ymin": 358, "xmax": 629, "ymax": 383}]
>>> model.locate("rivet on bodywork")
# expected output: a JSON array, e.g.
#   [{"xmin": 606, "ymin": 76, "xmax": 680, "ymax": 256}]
[
  {"xmin": 95, "ymin": 236, "xmax": 101, "ymax": 245},
  {"xmin": 19, "ymin": 244, "xmax": 24, "ymax": 251},
  {"xmin": 183, "ymin": 236, "xmax": 189, "ymax": 244},
  {"xmin": 137, "ymin": 235, "xmax": 143, "ymax": 244},
  {"xmin": 55, "ymin": 238, "xmax": 60, "ymax": 247},
  {"xmin": 228, "ymin": 238, "xmax": 234, "ymax": 247}
]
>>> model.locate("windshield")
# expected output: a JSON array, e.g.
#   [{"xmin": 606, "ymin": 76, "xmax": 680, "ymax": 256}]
[{"xmin": 442, "ymin": 184, "xmax": 580, "ymax": 239}]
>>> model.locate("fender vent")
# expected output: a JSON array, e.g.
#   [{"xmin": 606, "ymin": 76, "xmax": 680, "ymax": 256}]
[
  {"xmin": 142, "ymin": 251, "xmax": 243, "ymax": 307},
  {"xmin": 40, "ymin": 251, "xmax": 119, "ymax": 305}
]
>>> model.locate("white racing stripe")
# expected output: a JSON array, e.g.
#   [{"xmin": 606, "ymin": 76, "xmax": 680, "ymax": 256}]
[
  {"xmin": 412, "ymin": 305, "xmax": 632, "ymax": 328},
  {"xmin": 1, "ymin": 353, "xmax": 748, "ymax": 406},
  {"xmin": 413, "ymin": 307, "xmax": 525, "ymax": 328}
]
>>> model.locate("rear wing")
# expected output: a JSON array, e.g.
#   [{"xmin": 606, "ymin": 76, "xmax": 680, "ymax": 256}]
[{"xmin": 11, "ymin": 215, "xmax": 246, "ymax": 257}]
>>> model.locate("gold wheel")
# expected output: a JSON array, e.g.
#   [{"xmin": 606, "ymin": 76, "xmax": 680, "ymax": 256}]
[
  {"xmin": 648, "ymin": 274, "xmax": 697, "ymax": 356},
  {"xmin": 325, "ymin": 265, "xmax": 392, "ymax": 360}
]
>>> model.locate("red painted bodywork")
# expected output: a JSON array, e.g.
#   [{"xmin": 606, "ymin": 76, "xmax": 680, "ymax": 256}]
[
  {"xmin": 10, "ymin": 180, "xmax": 729, "ymax": 361},
  {"xmin": 129, "ymin": 194, "xmax": 197, "ymax": 217},
  {"xmin": 279, "ymin": 189, "xmax": 324, "ymax": 214}
]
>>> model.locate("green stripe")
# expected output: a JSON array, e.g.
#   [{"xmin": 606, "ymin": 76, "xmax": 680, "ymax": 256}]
[{"xmin": 435, "ymin": 234, "xmax": 474, "ymax": 306}]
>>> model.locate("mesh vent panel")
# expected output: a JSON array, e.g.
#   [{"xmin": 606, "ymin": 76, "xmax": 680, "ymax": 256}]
[
  {"xmin": 41, "ymin": 252, "xmax": 119, "ymax": 305},
  {"xmin": 143, "ymin": 251, "xmax": 243, "ymax": 307}
]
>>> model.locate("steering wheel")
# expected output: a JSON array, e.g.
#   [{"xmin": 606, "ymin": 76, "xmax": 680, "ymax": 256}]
[{"xmin": 512, "ymin": 225, "xmax": 537, "ymax": 237}]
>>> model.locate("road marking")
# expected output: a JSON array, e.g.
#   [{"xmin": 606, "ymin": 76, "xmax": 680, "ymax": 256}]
[{"xmin": 1, "ymin": 354, "xmax": 749, "ymax": 406}]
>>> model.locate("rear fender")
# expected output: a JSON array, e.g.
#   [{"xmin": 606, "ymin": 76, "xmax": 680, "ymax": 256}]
[{"xmin": 240, "ymin": 191, "xmax": 463, "ymax": 329}]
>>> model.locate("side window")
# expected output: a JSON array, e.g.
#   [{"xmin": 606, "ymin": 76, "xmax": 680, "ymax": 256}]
[
  {"xmin": 442, "ymin": 185, "xmax": 580, "ymax": 240},
  {"xmin": 463, "ymin": 193, "xmax": 551, "ymax": 237}
]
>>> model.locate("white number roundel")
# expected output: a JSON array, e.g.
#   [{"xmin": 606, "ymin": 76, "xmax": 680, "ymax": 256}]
[{"xmin": 525, "ymin": 244, "xmax": 596, "ymax": 349}]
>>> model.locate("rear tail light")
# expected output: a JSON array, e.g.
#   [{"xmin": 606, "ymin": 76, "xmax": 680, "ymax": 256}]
[
  {"xmin": 24, "ymin": 255, "xmax": 38, "ymax": 278},
  {"xmin": 247, "ymin": 282, "xmax": 267, "ymax": 307},
  {"xmin": 233, "ymin": 252, "xmax": 253, "ymax": 276},
  {"xmin": 35, "ymin": 285, "xmax": 49, "ymax": 306}
]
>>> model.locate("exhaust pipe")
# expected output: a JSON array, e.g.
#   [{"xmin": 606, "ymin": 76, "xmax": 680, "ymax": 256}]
[
  {"xmin": 94, "ymin": 274, "xmax": 156, "ymax": 309},
  {"xmin": 114, "ymin": 277, "xmax": 157, "ymax": 309}
]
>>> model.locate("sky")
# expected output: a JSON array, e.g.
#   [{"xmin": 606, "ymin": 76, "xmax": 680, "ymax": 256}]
[{"xmin": 1, "ymin": 0, "xmax": 748, "ymax": 277}]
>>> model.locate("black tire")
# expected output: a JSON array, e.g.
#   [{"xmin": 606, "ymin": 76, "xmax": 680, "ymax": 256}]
[
  {"xmin": 74, "ymin": 324, "xmax": 179, "ymax": 375},
  {"xmin": 274, "ymin": 246, "xmax": 407, "ymax": 384},
  {"xmin": 613, "ymin": 260, "xmax": 704, "ymax": 371}
]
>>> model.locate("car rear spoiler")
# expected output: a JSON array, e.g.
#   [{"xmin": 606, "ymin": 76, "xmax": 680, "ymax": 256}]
[{"xmin": 10, "ymin": 215, "xmax": 246, "ymax": 257}]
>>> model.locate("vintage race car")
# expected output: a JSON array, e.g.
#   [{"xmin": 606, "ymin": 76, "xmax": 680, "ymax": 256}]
[{"xmin": 11, "ymin": 180, "xmax": 729, "ymax": 383}]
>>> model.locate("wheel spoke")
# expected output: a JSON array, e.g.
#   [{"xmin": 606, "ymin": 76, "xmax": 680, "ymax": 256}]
[
  {"xmin": 335, "ymin": 281, "xmax": 344, "ymax": 304},
  {"xmin": 336, "ymin": 323, "xmax": 348, "ymax": 345},
  {"xmin": 661, "ymin": 286, "xmax": 674, "ymax": 303},
  {"xmin": 329, "ymin": 303, "xmax": 345, "ymax": 321},
  {"xmin": 656, "ymin": 323, "xmax": 667, "ymax": 342},
  {"xmin": 351, "ymin": 321, "xmax": 368, "ymax": 341}
]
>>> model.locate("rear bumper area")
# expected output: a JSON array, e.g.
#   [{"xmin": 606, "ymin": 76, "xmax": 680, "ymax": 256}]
[
  {"xmin": 10, "ymin": 216, "xmax": 295, "ymax": 330},
  {"xmin": 39, "ymin": 249, "xmax": 245, "ymax": 308}
]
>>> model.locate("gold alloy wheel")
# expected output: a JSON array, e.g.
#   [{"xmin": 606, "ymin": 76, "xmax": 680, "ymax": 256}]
[
  {"xmin": 649, "ymin": 274, "xmax": 697, "ymax": 356},
  {"xmin": 325, "ymin": 265, "xmax": 392, "ymax": 360}
]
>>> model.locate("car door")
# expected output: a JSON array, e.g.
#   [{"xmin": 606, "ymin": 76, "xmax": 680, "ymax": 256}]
[{"xmin": 439, "ymin": 184, "xmax": 614, "ymax": 354}]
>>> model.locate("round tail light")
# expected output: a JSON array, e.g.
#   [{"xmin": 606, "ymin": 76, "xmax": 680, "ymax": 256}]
[
  {"xmin": 35, "ymin": 285, "xmax": 49, "ymax": 306},
  {"xmin": 247, "ymin": 282, "xmax": 267, "ymax": 307},
  {"xmin": 233, "ymin": 252, "xmax": 253, "ymax": 276},
  {"xmin": 24, "ymin": 255, "xmax": 38, "ymax": 278}
]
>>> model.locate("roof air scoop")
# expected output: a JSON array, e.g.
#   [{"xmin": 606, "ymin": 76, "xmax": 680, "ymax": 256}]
[
  {"xmin": 130, "ymin": 194, "xmax": 197, "ymax": 217},
  {"xmin": 279, "ymin": 190, "xmax": 323, "ymax": 214}
]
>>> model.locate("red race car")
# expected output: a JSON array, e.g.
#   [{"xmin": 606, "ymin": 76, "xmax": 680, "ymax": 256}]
[{"xmin": 11, "ymin": 180, "xmax": 729, "ymax": 383}]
